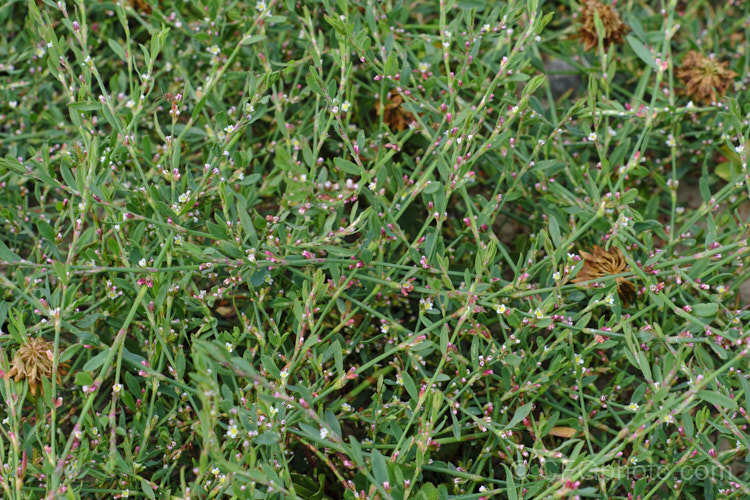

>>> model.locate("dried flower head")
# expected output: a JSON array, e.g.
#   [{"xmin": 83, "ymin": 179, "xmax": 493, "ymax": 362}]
[
  {"xmin": 130, "ymin": 0, "xmax": 153, "ymax": 14},
  {"xmin": 577, "ymin": 0, "xmax": 629, "ymax": 52},
  {"xmin": 574, "ymin": 245, "xmax": 635, "ymax": 304},
  {"xmin": 376, "ymin": 91, "xmax": 416, "ymax": 131},
  {"xmin": 3, "ymin": 338, "xmax": 64, "ymax": 396},
  {"xmin": 676, "ymin": 51, "xmax": 737, "ymax": 103}
]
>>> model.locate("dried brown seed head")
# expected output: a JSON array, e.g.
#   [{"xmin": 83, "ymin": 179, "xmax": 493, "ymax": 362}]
[
  {"xmin": 3, "ymin": 338, "xmax": 64, "ymax": 396},
  {"xmin": 376, "ymin": 91, "xmax": 416, "ymax": 131},
  {"xmin": 573, "ymin": 245, "xmax": 636, "ymax": 304},
  {"xmin": 577, "ymin": 0, "xmax": 629, "ymax": 52},
  {"xmin": 130, "ymin": 0, "xmax": 153, "ymax": 14},
  {"xmin": 676, "ymin": 51, "xmax": 737, "ymax": 104}
]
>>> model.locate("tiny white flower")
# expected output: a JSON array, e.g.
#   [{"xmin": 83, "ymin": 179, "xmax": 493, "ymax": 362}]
[
  {"xmin": 226, "ymin": 424, "xmax": 239, "ymax": 439},
  {"xmin": 255, "ymin": 0, "xmax": 266, "ymax": 11},
  {"xmin": 552, "ymin": 271, "xmax": 561, "ymax": 282},
  {"xmin": 574, "ymin": 353, "xmax": 584, "ymax": 366},
  {"xmin": 225, "ymin": 342, "xmax": 233, "ymax": 352},
  {"xmin": 628, "ymin": 402, "xmax": 639, "ymax": 411},
  {"xmin": 736, "ymin": 145, "xmax": 745, "ymax": 154},
  {"xmin": 139, "ymin": 258, "xmax": 147, "ymax": 267},
  {"xmin": 207, "ymin": 45, "xmax": 220, "ymax": 55},
  {"xmin": 588, "ymin": 132, "xmax": 597, "ymax": 141},
  {"xmin": 141, "ymin": 73, "xmax": 151, "ymax": 81},
  {"xmin": 663, "ymin": 414, "xmax": 674, "ymax": 424},
  {"xmin": 320, "ymin": 427, "xmax": 329, "ymax": 439},
  {"xmin": 496, "ymin": 304, "xmax": 507, "ymax": 314},
  {"xmin": 418, "ymin": 61, "xmax": 431, "ymax": 73},
  {"xmin": 533, "ymin": 308, "xmax": 544, "ymax": 319}
]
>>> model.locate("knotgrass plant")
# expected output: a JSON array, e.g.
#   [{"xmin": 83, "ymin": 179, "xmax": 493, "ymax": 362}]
[{"xmin": 0, "ymin": 0, "xmax": 749, "ymax": 498}]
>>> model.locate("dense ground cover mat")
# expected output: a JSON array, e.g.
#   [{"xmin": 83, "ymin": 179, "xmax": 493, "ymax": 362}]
[{"xmin": 0, "ymin": 0, "xmax": 749, "ymax": 498}]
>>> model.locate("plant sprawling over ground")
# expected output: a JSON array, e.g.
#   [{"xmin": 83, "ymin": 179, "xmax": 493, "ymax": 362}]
[{"xmin": 0, "ymin": 0, "xmax": 749, "ymax": 498}]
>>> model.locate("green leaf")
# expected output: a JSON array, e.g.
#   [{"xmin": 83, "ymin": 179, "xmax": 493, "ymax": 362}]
[
  {"xmin": 626, "ymin": 35, "xmax": 657, "ymax": 69},
  {"xmin": 632, "ymin": 220, "xmax": 662, "ymax": 233},
  {"xmin": 333, "ymin": 157, "xmax": 362, "ymax": 175},
  {"xmin": 699, "ymin": 176, "xmax": 711, "ymax": 202},
  {"xmin": 692, "ymin": 303, "xmax": 718, "ymax": 317},
  {"xmin": 0, "ymin": 240, "xmax": 21, "ymax": 263},
  {"xmin": 140, "ymin": 478, "xmax": 156, "ymax": 500},
  {"xmin": 697, "ymin": 390, "xmax": 737, "ymax": 410},
  {"xmin": 83, "ymin": 348, "xmax": 110, "ymax": 372},
  {"xmin": 108, "ymin": 39, "xmax": 128, "ymax": 61},
  {"xmin": 548, "ymin": 216, "xmax": 561, "ymax": 246},
  {"xmin": 37, "ymin": 220, "xmax": 56, "ymax": 242},
  {"xmin": 291, "ymin": 473, "xmax": 325, "ymax": 500},
  {"xmin": 54, "ymin": 261, "xmax": 68, "ymax": 286},
  {"xmin": 504, "ymin": 465, "xmax": 518, "ymax": 500},
  {"xmin": 324, "ymin": 410, "xmax": 341, "ymax": 438},
  {"xmin": 637, "ymin": 351, "xmax": 652, "ymax": 381},
  {"xmin": 68, "ymin": 101, "xmax": 103, "ymax": 112},
  {"xmin": 504, "ymin": 353, "xmax": 522, "ymax": 366},
  {"xmin": 507, "ymin": 403, "xmax": 533, "ymax": 428},
  {"xmin": 400, "ymin": 371, "xmax": 418, "ymax": 401},
  {"xmin": 413, "ymin": 483, "xmax": 439, "ymax": 500},
  {"xmin": 423, "ymin": 181, "xmax": 441, "ymax": 194},
  {"xmin": 74, "ymin": 372, "xmax": 94, "ymax": 386},
  {"xmin": 306, "ymin": 71, "xmax": 325, "ymax": 96},
  {"xmin": 242, "ymin": 34, "xmax": 265, "ymax": 46},
  {"xmin": 371, "ymin": 448, "xmax": 388, "ymax": 485},
  {"xmin": 255, "ymin": 432, "xmax": 281, "ymax": 445}
]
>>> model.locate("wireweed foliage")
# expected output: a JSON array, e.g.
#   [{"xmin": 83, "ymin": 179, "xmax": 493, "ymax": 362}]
[{"xmin": 0, "ymin": 0, "xmax": 749, "ymax": 498}]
